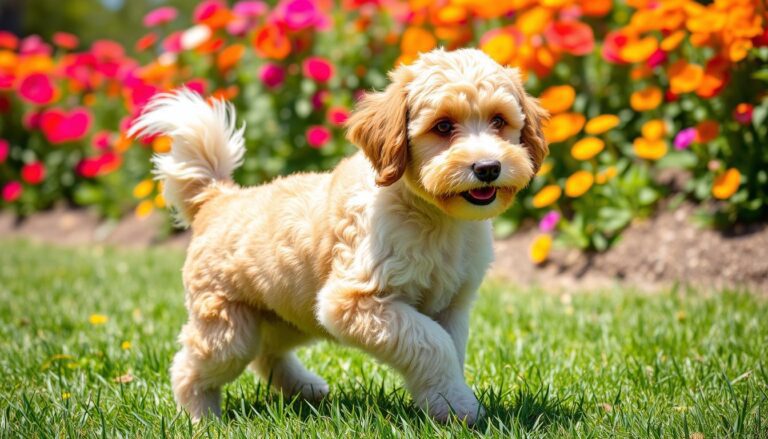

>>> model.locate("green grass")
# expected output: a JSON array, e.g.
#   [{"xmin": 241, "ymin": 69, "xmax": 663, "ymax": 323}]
[{"xmin": 1, "ymin": 239, "xmax": 766, "ymax": 437}]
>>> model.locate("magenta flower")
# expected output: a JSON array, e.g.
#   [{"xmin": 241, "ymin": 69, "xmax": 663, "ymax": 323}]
[
  {"xmin": 311, "ymin": 90, "xmax": 328, "ymax": 110},
  {"xmin": 194, "ymin": 0, "xmax": 224, "ymax": 22},
  {"xmin": 259, "ymin": 63, "xmax": 285, "ymax": 88},
  {"xmin": 162, "ymin": 32, "xmax": 183, "ymax": 53},
  {"xmin": 185, "ymin": 79, "xmax": 208, "ymax": 95},
  {"xmin": 19, "ymin": 35, "xmax": 52, "ymax": 56},
  {"xmin": 144, "ymin": 6, "xmax": 178, "ymax": 27},
  {"xmin": 2, "ymin": 181, "xmax": 22, "ymax": 203},
  {"xmin": 673, "ymin": 127, "xmax": 696, "ymax": 150},
  {"xmin": 306, "ymin": 125, "xmax": 331, "ymax": 148},
  {"xmin": 0, "ymin": 139, "xmax": 9, "ymax": 163},
  {"xmin": 646, "ymin": 49, "xmax": 666, "ymax": 68},
  {"xmin": 21, "ymin": 161, "xmax": 46, "ymax": 185},
  {"xmin": 40, "ymin": 107, "xmax": 93, "ymax": 144},
  {"xmin": 273, "ymin": 0, "xmax": 330, "ymax": 31},
  {"xmin": 538, "ymin": 211, "xmax": 561, "ymax": 233},
  {"xmin": 18, "ymin": 73, "xmax": 56, "ymax": 105},
  {"xmin": 733, "ymin": 103, "xmax": 753, "ymax": 125},
  {"xmin": 303, "ymin": 57, "xmax": 334, "ymax": 83},
  {"xmin": 234, "ymin": 1, "xmax": 267, "ymax": 17},
  {"xmin": 92, "ymin": 131, "xmax": 112, "ymax": 151},
  {"xmin": 327, "ymin": 107, "xmax": 349, "ymax": 126}
]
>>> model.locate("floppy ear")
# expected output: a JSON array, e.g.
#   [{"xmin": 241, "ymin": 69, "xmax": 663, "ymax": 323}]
[
  {"xmin": 507, "ymin": 69, "xmax": 549, "ymax": 173},
  {"xmin": 345, "ymin": 72, "xmax": 410, "ymax": 187}
]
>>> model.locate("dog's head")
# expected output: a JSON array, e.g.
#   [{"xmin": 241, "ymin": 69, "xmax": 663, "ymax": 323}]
[{"xmin": 346, "ymin": 48, "xmax": 549, "ymax": 220}]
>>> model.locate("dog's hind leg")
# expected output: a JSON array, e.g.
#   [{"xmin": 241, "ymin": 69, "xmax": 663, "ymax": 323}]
[
  {"xmin": 170, "ymin": 298, "xmax": 261, "ymax": 421},
  {"xmin": 249, "ymin": 317, "xmax": 329, "ymax": 402}
]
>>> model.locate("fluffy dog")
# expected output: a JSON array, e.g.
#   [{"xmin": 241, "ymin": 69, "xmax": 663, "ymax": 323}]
[{"xmin": 130, "ymin": 48, "xmax": 548, "ymax": 424}]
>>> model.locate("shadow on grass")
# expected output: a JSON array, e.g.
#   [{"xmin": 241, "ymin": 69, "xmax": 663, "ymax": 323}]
[{"xmin": 221, "ymin": 380, "xmax": 583, "ymax": 432}]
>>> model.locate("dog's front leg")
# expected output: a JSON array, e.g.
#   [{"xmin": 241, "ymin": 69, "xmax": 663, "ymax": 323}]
[
  {"xmin": 317, "ymin": 279, "xmax": 484, "ymax": 424},
  {"xmin": 436, "ymin": 303, "xmax": 471, "ymax": 369}
]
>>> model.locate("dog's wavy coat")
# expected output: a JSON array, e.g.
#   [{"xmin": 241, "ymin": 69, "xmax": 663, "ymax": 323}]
[{"xmin": 130, "ymin": 48, "xmax": 548, "ymax": 424}]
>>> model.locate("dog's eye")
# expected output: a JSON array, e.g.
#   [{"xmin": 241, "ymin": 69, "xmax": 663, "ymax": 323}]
[
  {"xmin": 433, "ymin": 120, "xmax": 454, "ymax": 136},
  {"xmin": 490, "ymin": 115, "xmax": 506, "ymax": 130}
]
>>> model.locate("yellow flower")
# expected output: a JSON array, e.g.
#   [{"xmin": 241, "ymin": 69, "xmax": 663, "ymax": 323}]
[
  {"xmin": 89, "ymin": 314, "xmax": 108, "ymax": 325},
  {"xmin": 571, "ymin": 137, "xmax": 605, "ymax": 160},
  {"xmin": 481, "ymin": 33, "xmax": 516, "ymax": 65},
  {"xmin": 529, "ymin": 234, "xmax": 552, "ymax": 264},
  {"xmin": 135, "ymin": 200, "xmax": 154, "ymax": 219},
  {"xmin": 537, "ymin": 161, "xmax": 553, "ymax": 177},
  {"xmin": 62, "ymin": 392, "xmax": 71, "ymax": 400},
  {"xmin": 712, "ymin": 168, "xmax": 741, "ymax": 199},
  {"xmin": 132, "ymin": 179, "xmax": 154, "ymax": 199},
  {"xmin": 641, "ymin": 119, "xmax": 667, "ymax": 141},
  {"xmin": 542, "ymin": 113, "xmax": 585, "ymax": 143},
  {"xmin": 532, "ymin": 185, "xmax": 562, "ymax": 208},
  {"xmin": 619, "ymin": 36, "xmax": 658, "ymax": 63},
  {"xmin": 630, "ymin": 86, "xmax": 662, "ymax": 112},
  {"xmin": 584, "ymin": 115, "xmax": 619, "ymax": 135},
  {"xmin": 595, "ymin": 166, "xmax": 618, "ymax": 184},
  {"xmin": 152, "ymin": 136, "xmax": 172, "ymax": 154},
  {"xmin": 633, "ymin": 137, "xmax": 668, "ymax": 160},
  {"xmin": 565, "ymin": 171, "xmax": 594, "ymax": 197},
  {"xmin": 121, "ymin": 341, "xmax": 132, "ymax": 350},
  {"xmin": 538, "ymin": 85, "xmax": 575, "ymax": 115},
  {"xmin": 154, "ymin": 193, "xmax": 166, "ymax": 208},
  {"xmin": 660, "ymin": 30, "xmax": 685, "ymax": 51}
]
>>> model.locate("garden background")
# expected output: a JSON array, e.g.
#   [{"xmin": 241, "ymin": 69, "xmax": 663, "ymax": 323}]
[{"xmin": 1, "ymin": 0, "xmax": 767, "ymax": 436}]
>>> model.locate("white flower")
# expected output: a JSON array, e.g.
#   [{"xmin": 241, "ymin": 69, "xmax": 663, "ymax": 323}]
[{"xmin": 181, "ymin": 25, "xmax": 211, "ymax": 50}]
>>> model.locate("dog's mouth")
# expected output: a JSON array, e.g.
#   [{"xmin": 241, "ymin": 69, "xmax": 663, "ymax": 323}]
[{"xmin": 461, "ymin": 187, "xmax": 497, "ymax": 206}]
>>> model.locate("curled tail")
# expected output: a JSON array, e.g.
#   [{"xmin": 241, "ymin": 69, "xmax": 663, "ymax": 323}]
[{"xmin": 129, "ymin": 89, "xmax": 245, "ymax": 226}]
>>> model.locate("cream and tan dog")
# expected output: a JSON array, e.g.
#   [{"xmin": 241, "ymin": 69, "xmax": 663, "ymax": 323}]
[{"xmin": 130, "ymin": 48, "xmax": 548, "ymax": 424}]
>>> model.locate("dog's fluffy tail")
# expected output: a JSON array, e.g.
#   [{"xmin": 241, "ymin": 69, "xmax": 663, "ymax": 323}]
[{"xmin": 129, "ymin": 89, "xmax": 245, "ymax": 226}]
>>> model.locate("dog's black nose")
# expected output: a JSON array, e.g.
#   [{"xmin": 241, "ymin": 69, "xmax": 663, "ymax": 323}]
[{"xmin": 472, "ymin": 160, "xmax": 501, "ymax": 183}]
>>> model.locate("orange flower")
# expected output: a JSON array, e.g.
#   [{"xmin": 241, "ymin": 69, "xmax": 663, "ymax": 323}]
[
  {"xmin": 132, "ymin": 179, "xmax": 154, "ymax": 199},
  {"xmin": 539, "ymin": 85, "xmax": 575, "ymax": 114},
  {"xmin": 152, "ymin": 136, "xmax": 172, "ymax": 153},
  {"xmin": 630, "ymin": 86, "xmax": 662, "ymax": 111},
  {"xmin": 633, "ymin": 137, "xmax": 668, "ymax": 160},
  {"xmin": 565, "ymin": 171, "xmax": 594, "ymax": 197},
  {"xmin": 697, "ymin": 57, "xmax": 730, "ymax": 99},
  {"xmin": 571, "ymin": 137, "xmax": 605, "ymax": 160},
  {"xmin": 517, "ymin": 7, "xmax": 552, "ymax": 35},
  {"xmin": 595, "ymin": 166, "xmax": 618, "ymax": 184},
  {"xmin": 695, "ymin": 120, "xmax": 719, "ymax": 143},
  {"xmin": 619, "ymin": 36, "xmax": 658, "ymax": 63},
  {"xmin": 481, "ymin": 33, "xmax": 516, "ymax": 64},
  {"xmin": 641, "ymin": 119, "xmax": 667, "ymax": 141},
  {"xmin": 401, "ymin": 27, "xmax": 437, "ymax": 55},
  {"xmin": 585, "ymin": 115, "xmax": 619, "ymax": 135},
  {"xmin": 712, "ymin": 168, "xmax": 741, "ymax": 199},
  {"xmin": 217, "ymin": 44, "xmax": 245, "ymax": 72},
  {"xmin": 532, "ymin": 185, "xmax": 562, "ymax": 208},
  {"xmin": 728, "ymin": 39, "xmax": 752, "ymax": 63},
  {"xmin": 660, "ymin": 30, "xmax": 685, "ymax": 51},
  {"xmin": 135, "ymin": 199, "xmax": 154, "ymax": 219},
  {"xmin": 542, "ymin": 113, "xmax": 585, "ymax": 143},
  {"xmin": 530, "ymin": 234, "xmax": 553, "ymax": 264},
  {"xmin": 668, "ymin": 60, "xmax": 703, "ymax": 94},
  {"xmin": 580, "ymin": 0, "xmax": 612, "ymax": 17},
  {"xmin": 253, "ymin": 24, "xmax": 291, "ymax": 60}
]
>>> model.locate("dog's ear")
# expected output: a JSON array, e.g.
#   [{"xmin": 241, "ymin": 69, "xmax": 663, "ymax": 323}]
[
  {"xmin": 346, "ymin": 69, "xmax": 411, "ymax": 186},
  {"xmin": 507, "ymin": 68, "xmax": 549, "ymax": 173}
]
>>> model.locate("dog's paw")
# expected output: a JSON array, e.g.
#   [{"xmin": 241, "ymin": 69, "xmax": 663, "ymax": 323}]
[
  {"xmin": 291, "ymin": 379, "xmax": 330, "ymax": 402},
  {"xmin": 421, "ymin": 382, "xmax": 485, "ymax": 425}
]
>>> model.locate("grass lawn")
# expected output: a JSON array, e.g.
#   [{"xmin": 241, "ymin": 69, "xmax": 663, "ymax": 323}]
[{"xmin": 1, "ymin": 239, "xmax": 766, "ymax": 437}]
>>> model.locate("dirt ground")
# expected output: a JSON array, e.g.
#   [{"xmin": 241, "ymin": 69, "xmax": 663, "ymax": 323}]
[{"xmin": 2, "ymin": 203, "xmax": 766, "ymax": 293}]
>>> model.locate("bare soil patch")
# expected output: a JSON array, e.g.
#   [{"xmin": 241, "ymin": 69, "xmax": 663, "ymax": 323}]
[{"xmin": 2, "ymin": 204, "xmax": 766, "ymax": 292}]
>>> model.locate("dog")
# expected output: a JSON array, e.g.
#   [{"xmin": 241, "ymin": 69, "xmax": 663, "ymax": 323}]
[{"xmin": 130, "ymin": 48, "xmax": 548, "ymax": 424}]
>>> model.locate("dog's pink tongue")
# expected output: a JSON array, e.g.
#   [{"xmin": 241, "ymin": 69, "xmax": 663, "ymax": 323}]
[{"xmin": 469, "ymin": 187, "xmax": 496, "ymax": 200}]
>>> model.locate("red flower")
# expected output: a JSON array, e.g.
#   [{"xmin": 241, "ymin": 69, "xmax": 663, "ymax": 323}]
[
  {"xmin": 303, "ymin": 56, "xmax": 334, "ymax": 83},
  {"xmin": 2, "ymin": 181, "xmax": 22, "ymax": 202},
  {"xmin": 21, "ymin": 161, "xmax": 45, "ymax": 185},
  {"xmin": 135, "ymin": 32, "xmax": 158, "ymax": 52},
  {"xmin": 327, "ymin": 107, "xmax": 349, "ymax": 126},
  {"xmin": 52, "ymin": 32, "xmax": 79, "ymax": 50},
  {"xmin": 40, "ymin": 107, "xmax": 93, "ymax": 144},
  {"xmin": 601, "ymin": 30, "xmax": 628, "ymax": 64},
  {"xmin": 77, "ymin": 152, "xmax": 122, "ymax": 178},
  {"xmin": 18, "ymin": 73, "xmax": 57, "ymax": 105},
  {"xmin": 0, "ymin": 138, "xmax": 9, "ymax": 163},
  {"xmin": 544, "ymin": 21, "xmax": 594, "ymax": 56},
  {"xmin": 733, "ymin": 103, "xmax": 753, "ymax": 125},
  {"xmin": 0, "ymin": 31, "xmax": 18, "ymax": 50},
  {"xmin": 306, "ymin": 125, "xmax": 331, "ymax": 148}
]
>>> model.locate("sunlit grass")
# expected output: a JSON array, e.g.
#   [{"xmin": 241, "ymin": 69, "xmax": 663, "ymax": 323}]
[{"xmin": 1, "ymin": 240, "xmax": 766, "ymax": 437}]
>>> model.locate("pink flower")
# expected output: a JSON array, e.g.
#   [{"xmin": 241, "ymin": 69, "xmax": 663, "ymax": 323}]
[
  {"xmin": 234, "ymin": 1, "xmax": 267, "ymax": 17},
  {"xmin": 259, "ymin": 63, "xmax": 285, "ymax": 88},
  {"xmin": 673, "ymin": 128, "xmax": 696, "ymax": 150},
  {"xmin": 327, "ymin": 106, "xmax": 349, "ymax": 126},
  {"xmin": 40, "ymin": 107, "xmax": 92, "ymax": 144},
  {"xmin": 311, "ymin": 90, "xmax": 328, "ymax": 109},
  {"xmin": 185, "ymin": 79, "xmax": 208, "ymax": 95},
  {"xmin": 77, "ymin": 152, "xmax": 121, "ymax": 178},
  {"xmin": 23, "ymin": 110, "xmax": 43, "ymax": 130},
  {"xmin": 538, "ymin": 211, "xmax": 561, "ymax": 232},
  {"xmin": 646, "ymin": 49, "xmax": 666, "ymax": 69},
  {"xmin": 18, "ymin": 73, "xmax": 57, "ymax": 105},
  {"xmin": 601, "ymin": 30, "xmax": 628, "ymax": 64},
  {"xmin": 306, "ymin": 125, "xmax": 331, "ymax": 148},
  {"xmin": 0, "ymin": 139, "xmax": 9, "ymax": 163},
  {"xmin": 92, "ymin": 131, "xmax": 113, "ymax": 151},
  {"xmin": 91, "ymin": 40, "xmax": 125, "ymax": 60},
  {"xmin": 52, "ymin": 32, "xmax": 79, "ymax": 50},
  {"xmin": 194, "ymin": 0, "xmax": 224, "ymax": 22},
  {"xmin": 2, "ymin": 181, "xmax": 22, "ymax": 202},
  {"xmin": 19, "ymin": 35, "xmax": 52, "ymax": 56},
  {"xmin": 21, "ymin": 161, "xmax": 45, "ymax": 185},
  {"xmin": 162, "ymin": 32, "xmax": 183, "ymax": 53},
  {"xmin": 144, "ymin": 6, "xmax": 178, "ymax": 27},
  {"xmin": 303, "ymin": 57, "xmax": 334, "ymax": 83},
  {"xmin": 273, "ymin": 0, "xmax": 330, "ymax": 31}
]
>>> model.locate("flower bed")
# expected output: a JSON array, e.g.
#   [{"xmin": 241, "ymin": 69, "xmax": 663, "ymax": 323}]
[{"xmin": 0, "ymin": 0, "xmax": 766, "ymax": 262}]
